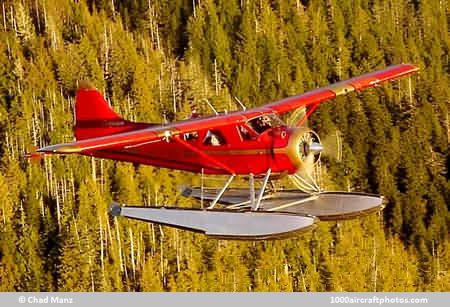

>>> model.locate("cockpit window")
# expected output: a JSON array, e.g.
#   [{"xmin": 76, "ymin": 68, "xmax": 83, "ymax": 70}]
[
  {"xmin": 248, "ymin": 114, "xmax": 282, "ymax": 134},
  {"xmin": 203, "ymin": 130, "xmax": 226, "ymax": 146},
  {"xmin": 237, "ymin": 125, "xmax": 255, "ymax": 141}
]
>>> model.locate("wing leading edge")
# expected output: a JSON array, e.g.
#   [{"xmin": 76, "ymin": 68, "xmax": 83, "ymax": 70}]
[
  {"xmin": 36, "ymin": 64, "xmax": 418, "ymax": 155},
  {"xmin": 255, "ymin": 63, "xmax": 419, "ymax": 114}
]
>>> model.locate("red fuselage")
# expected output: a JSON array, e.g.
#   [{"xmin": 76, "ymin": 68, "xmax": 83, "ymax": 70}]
[{"xmin": 83, "ymin": 122, "xmax": 299, "ymax": 175}]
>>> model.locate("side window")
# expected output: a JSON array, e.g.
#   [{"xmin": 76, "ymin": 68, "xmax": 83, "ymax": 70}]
[
  {"xmin": 249, "ymin": 116, "xmax": 273, "ymax": 134},
  {"xmin": 237, "ymin": 125, "xmax": 255, "ymax": 141},
  {"xmin": 203, "ymin": 130, "xmax": 226, "ymax": 146},
  {"xmin": 184, "ymin": 131, "xmax": 199, "ymax": 142}
]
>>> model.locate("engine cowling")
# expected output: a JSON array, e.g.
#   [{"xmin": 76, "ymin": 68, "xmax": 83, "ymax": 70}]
[{"xmin": 285, "ymin": 128, "xmax": 323, "ymax": 169}]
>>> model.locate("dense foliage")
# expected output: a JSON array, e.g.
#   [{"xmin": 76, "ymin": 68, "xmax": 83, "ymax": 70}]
[{"xmin": 0, "ymin": 0, "xmax": 448, "ymax": 291}]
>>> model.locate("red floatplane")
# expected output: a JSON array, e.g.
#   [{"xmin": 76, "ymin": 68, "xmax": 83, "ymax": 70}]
[{"xmin": 30, "ymin": 64, "xmax": 419, "ymax": 239}]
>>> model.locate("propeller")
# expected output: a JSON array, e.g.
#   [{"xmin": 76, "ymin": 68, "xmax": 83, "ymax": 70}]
[
  {"xmin": 284, "ymin": 107, "xmax": 343, "ymax": 193},
  {"xmin": 287, "ymin": 128, "xmax": 343, "ymax": 193},
  {"xmin": 285, "ymin": 129, "xmax": 323, "ymax": 192},
  {"xmin": 266, "ymin": 111, "xmax": 343, "ymax": 193}
]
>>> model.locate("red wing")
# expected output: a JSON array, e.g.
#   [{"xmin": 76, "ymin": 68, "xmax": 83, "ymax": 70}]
[
  {"xmin": 253, "ymin": 64, "xmax": 419, "ymax": 115},
  {"xmin": 37, "ymin": 114, "xmax": 250, "ymax": 154},
  {"xmin": 37, "ymin": 64, "xmax": 418, "ymax": 155}
]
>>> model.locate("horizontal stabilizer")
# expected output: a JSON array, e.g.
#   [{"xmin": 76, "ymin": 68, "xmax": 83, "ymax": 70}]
[{"xmin": 110, "ymin": 203, "xmax": 317, "ymax": 240}]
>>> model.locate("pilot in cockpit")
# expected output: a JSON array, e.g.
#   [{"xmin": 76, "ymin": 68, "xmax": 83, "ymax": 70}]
[{"xmin": 253, "ymin": 115, "xmax": 272, "ymax": 134}]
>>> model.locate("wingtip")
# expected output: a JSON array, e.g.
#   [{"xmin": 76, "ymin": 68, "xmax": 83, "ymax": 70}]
[{"xmin": 401, "ymin": 63, "xmax": 420, "ymax": 72}]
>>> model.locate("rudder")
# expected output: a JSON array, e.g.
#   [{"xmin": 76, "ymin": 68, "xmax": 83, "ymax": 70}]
[
  {"xmin": 75, "ymin": 81, "xmax": 122, "ymax": 123},
  {"xmin": 74, "ymin": 81, "xmax": 146, "ymax": 140}
]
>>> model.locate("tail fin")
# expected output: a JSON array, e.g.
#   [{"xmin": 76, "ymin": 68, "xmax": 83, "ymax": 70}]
[
  {"xmin": 76, "ymin": 81, "xmax": 122, "ymax": 123},
  {"xmin": 75, "ymin": 82, "xmax": 143, "ymax": 140}
]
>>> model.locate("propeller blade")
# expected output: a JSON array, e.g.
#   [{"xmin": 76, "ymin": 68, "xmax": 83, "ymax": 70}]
[
  {"xmin": 321, "ymin": 130, "xmax": 343, "ymax": 162},
  {"xmin": 302, "ymin": 152, "xmax": 316, "ymax": 178},
  {"xmin": 290, "ymin": 152, "xmax": 320, "ymax": 193},
  {"xmin": 286, "ymin": 107, "xmax": 307, "ymax": 127}
]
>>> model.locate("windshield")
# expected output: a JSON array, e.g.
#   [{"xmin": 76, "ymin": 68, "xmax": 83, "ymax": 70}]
[{"xmin": 248, "ymin": 114, "xmax": 284, "ymax": 134}]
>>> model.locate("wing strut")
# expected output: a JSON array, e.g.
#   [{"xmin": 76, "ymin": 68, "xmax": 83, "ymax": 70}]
[
  {"xmin": 296, "ymin": 103, "xmax": 320, "ymax": 127},
  {"xmin": 208, "ymin": 175, "xmax": 235, "ymax": 209},
  {"xmin": 249, "ymin": 173, "xmax": 255, "ymax": 208},
  {"xmin": 253, "ymin": 168, "xmax": 271, "ymax": 211}
]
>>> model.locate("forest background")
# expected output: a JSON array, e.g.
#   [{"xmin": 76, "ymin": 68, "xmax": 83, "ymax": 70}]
[{"xmin": 0, "ymin": 0, "xmax": 448, "ymax": 291}]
